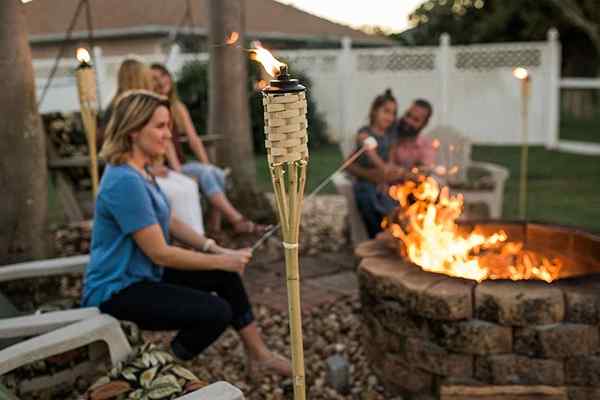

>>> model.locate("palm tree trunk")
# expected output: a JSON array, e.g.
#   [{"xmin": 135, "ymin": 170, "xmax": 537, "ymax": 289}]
[
  {"xmin": 208, "ymin": 0, "xmax": 257, "ymax": 186},
  {"xmin": 0, "ymin": 1, "xmax": 48, "ymax": 263}
]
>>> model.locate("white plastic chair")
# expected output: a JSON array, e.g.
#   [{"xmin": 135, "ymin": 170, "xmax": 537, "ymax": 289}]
[
  {"xmin": 429, "ymin": 125, "xmax": 509, "ymax": 219},
  {"xmin": 0, "ymin": 255, "xmax": 131, "ymax": 387}
]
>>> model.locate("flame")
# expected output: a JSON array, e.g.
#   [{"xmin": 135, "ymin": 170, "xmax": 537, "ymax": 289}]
[
  {"xmin": 76, "ymin": 48, "xmax": 91, "ymax": 64},
  {"xmin": 250, "ymin": 41, "xmax": 286, "ymax": 78},
  {"xmin": 225, "ymin": 31, "xmax": 239, "ymax": 45},
  {"xmin": 386, "ymin": 177, "xmax": 562, "ymax": 282},
  {"xmin": 255, "ymin": 80, "xmax": 268, "ymax": 91},
  {"xmin": 513, "ymin": 67, "xmax": 529, "ymax": 80}
]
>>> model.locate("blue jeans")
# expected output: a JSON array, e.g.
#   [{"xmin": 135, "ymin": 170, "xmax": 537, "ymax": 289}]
[
  {"xmin": 353, "ymin": 181, "xmax": 397, "ymax": 238},
  {"xmin": 99, "ymin": 269, "xmax": 254, "ymax": 360},
  {"xmin": 181, "ymin": 162, "xmax": 226, "ymax": 198}
]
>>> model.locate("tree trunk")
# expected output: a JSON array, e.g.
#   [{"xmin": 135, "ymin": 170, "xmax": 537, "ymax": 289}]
[
  {"xmin": 0, "ymin": 1, "xmax": 48, "ymax": 263},
  {"xmin": 208, "ymin": 0, "xmax": 272, "ymax": 220}
]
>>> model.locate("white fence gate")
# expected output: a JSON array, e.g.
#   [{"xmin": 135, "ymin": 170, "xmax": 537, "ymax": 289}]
[{"xmin": 32, "ymin": 29, "xmax": 599, "ymax": 154}]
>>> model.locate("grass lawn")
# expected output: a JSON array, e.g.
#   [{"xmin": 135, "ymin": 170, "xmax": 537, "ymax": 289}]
[
  {"xmin": 559, "ymin": 112, "xmax": 600, "ymax": 143},
  {"xmin": 472, "ymin": 146, "xmax": 600, "ymax": 232},
  {"xmin": 255, "ymin": 144, "xmax": 344, "ymax": 195},
  {"xmin": 256, "ymin": 144, "xmax": 600, "ymax": 233}
]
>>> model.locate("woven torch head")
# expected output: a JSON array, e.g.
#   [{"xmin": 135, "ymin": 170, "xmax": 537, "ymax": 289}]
[{"xmin": 262, "ymin": 69, "xmax": 308, "ymax": 166}]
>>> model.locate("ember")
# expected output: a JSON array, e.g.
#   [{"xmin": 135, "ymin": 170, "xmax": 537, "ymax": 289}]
[{"xmin": 384, "ymin": 176, "xmax": 563, "ymax": 282}]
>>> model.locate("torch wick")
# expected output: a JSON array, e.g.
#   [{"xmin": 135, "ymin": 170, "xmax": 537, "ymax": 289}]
[{"xmin": 277, "ymin": 65, "xmax": 290, "ymax": 80}]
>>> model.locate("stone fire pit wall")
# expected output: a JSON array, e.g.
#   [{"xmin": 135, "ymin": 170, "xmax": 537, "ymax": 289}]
[{"xmin": 357, "ymin": 238, "xmax": 600, "ymax": 400}]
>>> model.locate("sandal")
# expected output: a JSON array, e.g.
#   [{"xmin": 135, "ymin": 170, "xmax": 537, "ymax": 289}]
[
  {"xmin": 233, "ymin": 218, "xmax": 270, "ymax": 235},
  {"xmin": 246, "ymin": 352, "xmax": 292, "ymax": 381}
]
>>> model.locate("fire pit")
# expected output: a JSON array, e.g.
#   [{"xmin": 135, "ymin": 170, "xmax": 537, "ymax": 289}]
[{"xmin": 357, "ymin": 178, "xmax": 600, "ymax": 399}]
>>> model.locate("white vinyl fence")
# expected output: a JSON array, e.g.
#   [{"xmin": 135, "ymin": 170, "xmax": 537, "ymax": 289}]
[{"xmin": 33, "ymin": 29, "xmax": 598, "ymax": 154}]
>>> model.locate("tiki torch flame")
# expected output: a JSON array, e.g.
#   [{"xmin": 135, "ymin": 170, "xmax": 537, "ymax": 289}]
[
  {"xmin": 76, "ymin": 48, "xmax": 91, "ymax": 65},
  {"xmin": 513, "ymin": 67, "xmax": 529, "ymax": 80},
  {"xmin": 250, "ymin": 41, "xmax": 286, "ymax": 78}
]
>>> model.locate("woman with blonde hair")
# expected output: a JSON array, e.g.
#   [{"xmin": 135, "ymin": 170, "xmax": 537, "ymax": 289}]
[
  {"xmin": 84, "ymin": 90, "xmax": 291, "ymax": 377},
  {"xmin": 151, "ymin": 63, "xmax": 268, "ymax": 234},
  {"xmin": 101, "ymin": 59, "xmax": 207, "ymax": 236}
]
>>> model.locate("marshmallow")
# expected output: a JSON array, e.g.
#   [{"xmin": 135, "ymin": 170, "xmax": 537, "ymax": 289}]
[{"xmin": 363, "ymin": 136, "xmax": 378, "ymax": 150}]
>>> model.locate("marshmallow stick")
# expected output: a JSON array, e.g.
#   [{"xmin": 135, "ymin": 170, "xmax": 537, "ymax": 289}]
[{"xmin": 252, "ymin": 136, "xmax": 378, "ymax": 251}]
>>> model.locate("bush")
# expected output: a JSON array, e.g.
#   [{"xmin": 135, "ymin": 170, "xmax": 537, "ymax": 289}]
[{"xmin": 176, "ymin": 60, "xmax": 329, "ymax": 154}]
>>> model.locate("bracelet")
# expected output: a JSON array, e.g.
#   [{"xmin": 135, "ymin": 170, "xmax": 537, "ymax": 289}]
[{"xmin": 202, "ymin": 238, "xmax": 216, "ymax": 253}]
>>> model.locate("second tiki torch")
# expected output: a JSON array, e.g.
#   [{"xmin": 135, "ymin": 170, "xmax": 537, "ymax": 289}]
[{"xmin": 75, "ymin": 48, "xmax": 99, "ymax": 198}]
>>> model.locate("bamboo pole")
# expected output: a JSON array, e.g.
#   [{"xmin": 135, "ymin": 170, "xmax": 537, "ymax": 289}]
[
  {"xmin": 75, "ymin": 59, "xmax": 99, "ymax": 198},
  {"xmin": 519, "ymin": 76, "xmax": 531, "ymax": 220},
  {"xmin": 262, "ymin": 89, "xmax": 308, "ymax": 400}
]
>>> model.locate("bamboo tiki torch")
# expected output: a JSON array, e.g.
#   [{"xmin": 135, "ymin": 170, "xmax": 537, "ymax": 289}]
[
  {"xmin": 75, "ymin": 48, "xmax": 99, "ymax": 198},
  {"xmin": 253, "ymin": 45, "xmax": 308, "ymax": 400},
  {"xmin": 513, "ymin": 67, "xmax": 531, "ymax": 220}
]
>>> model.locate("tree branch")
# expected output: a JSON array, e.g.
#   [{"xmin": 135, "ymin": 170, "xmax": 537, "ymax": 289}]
[{"xmin": 548, "ymin": 0, "xmax": 600, "ymax": 54}]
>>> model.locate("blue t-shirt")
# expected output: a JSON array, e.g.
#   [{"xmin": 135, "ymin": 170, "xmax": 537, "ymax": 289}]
[{"xmin": 81, "ymin": 164, "xmax": 171, "ymax": 307}]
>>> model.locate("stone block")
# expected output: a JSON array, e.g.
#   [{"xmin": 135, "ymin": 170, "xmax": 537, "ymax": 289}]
[
  {"xmin": 475, "ymin": 281, "xmax": 564, "ymax": 326},
  {"xmin": 430, "ymin": 319, "xmax": 513, "ymax": 355},
  {"xmin": 558, "ymin": 279, "xmax": 600, "ymax": 325},
  {"xmin": 567, "ymin": 387, "xmax": 600, "ymax": 400},
  {"xmin": 399, "ymin": 336, "xmax": 473, "ymax": 378},
  {"xmin": 514, "ymin": 323, "xmax": 598, "ymax": 358},
  {"xmin": 375, "ymin": 353, "xmax": 435, "ymax": 395},
  {"xmin": 475, "ymin": 355, "xmax": 564, "ymax": 385},
  {"xmin": 358, "ymin": 257, "xmax": 417, "ymax": 306},
  {"xmin": 372, "ymin": 300, "xmax": 431, "ymax": 339},
  {"xmin": 418, "ymin": 278, "xmax": 475, "ymax": 320},
  {"xmin": 565, "ymin": 356, "xmax": 600, "ymax": 386},
  {"xmin": 441, "ymin": 384, "xmax": 567, "ymax": 400},
  {"xmin": 359, "ymin": 257, "xmax": 445, "ymax": 312}
]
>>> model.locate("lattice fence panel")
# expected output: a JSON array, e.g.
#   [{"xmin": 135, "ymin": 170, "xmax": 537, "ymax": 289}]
[{"xmin": 455, "ymin": 48, "xmax": 542, "ymax": 71}]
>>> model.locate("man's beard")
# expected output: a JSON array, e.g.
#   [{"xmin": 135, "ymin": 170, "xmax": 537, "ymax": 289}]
[{"xmin": 396, "ymin": 118, "xmax": 420, "ymax": 139}]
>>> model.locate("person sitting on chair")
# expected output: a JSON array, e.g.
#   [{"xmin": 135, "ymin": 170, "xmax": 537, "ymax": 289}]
[
  {"xmin": 150, "ymin": 63, "xmax": 268, "ymax": 235},
  {"xmin": 346, "ymin": 89, "xmax": 398, "ymax": 238},
  {"xmin": 82, "ymin": 90, "xmax": 291, "ymax": 379},
  {"xmin": 348, "ymin": 96, "xmax": 434, "ymax": 238}
]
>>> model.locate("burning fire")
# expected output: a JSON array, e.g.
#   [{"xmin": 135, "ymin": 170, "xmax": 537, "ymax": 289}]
[
  {"xmin": 76, "ymin": 48, "xmax": 91, "ymax": 64},
  {"xmin": 250, "ymin": 41, "xmax": 286, "ymax": 78},
  {"xmin": 384, "ymin": 177, "xmax": 563, "ymax": 282}
]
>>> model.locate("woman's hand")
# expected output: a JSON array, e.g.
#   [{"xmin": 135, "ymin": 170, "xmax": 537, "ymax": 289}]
[{"xmin": 217, "ymin": 251, "xmax": 252, "ymax": 274}]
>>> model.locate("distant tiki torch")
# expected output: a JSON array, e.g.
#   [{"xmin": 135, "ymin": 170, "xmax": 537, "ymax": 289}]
[
  {"xmin": 252, "ymin": 44, "xmax": 308, "ymax": 400},
  {"xmin": 513, "ymin": 67, "xmax": 531, "ymax": 220},
  {"xmin": 75, "ymin": 48, "xmax": 99, "ymax": 198}
]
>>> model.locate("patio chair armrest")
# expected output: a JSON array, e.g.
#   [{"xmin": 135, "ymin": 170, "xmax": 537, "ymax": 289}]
[
  {"xmin": 469, "ymin": 161, "xmax": 510, "ymax": 182},
  {"xmin": 0, "ymin": 307, "xmax": 100, "ymax": 340},
  {"xmin": 0, "ymin": 314, "xmax": 131, "ymax": 375},
  {"xmin": 176, "ymin": 382, "xmax": 244, "ymax": 400},
  {"xmin": 0, "ymin": 255, "xmax": 90, "ymax": 283}
]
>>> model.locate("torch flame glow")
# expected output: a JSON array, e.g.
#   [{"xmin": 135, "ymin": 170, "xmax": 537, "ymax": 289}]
[
  {"xmin": 76, "ymin": 48, "xmax": 91, "ymax": 64},
  {"xmin": 250, "ymin": 41, "xmax": 286, "ymax": 78},
  {"xmin": 386, "ymin": 177, "xmax": 563, "ymax": 282},
  {"xmin": 513, "ymin": 67, "xmax": 529, "ymax": 80}
]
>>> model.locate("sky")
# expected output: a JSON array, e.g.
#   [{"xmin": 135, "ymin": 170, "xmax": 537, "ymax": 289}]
[{"xmin": 274, "ymin": 0, "xmax": 426, "ymax": 33}]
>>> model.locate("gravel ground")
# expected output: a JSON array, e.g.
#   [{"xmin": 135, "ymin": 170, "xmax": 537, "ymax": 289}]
[
  {"xmin": 143, "ymin": 296, "xmax": 389, "ymax": 400},
  {"xmin": 3, "ymin": 194, "xmax": 396, "ymax": 399}
]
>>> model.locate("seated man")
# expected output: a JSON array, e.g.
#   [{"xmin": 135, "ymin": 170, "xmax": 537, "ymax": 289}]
[{"xmin": 347, "ymin": 98, "xmax": 434, "ymax": 238}]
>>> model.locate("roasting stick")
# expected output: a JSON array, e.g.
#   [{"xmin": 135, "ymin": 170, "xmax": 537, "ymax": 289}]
[{"xmin": 252, "ymin": 137, "xmax": 378, "ymax": 251}]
